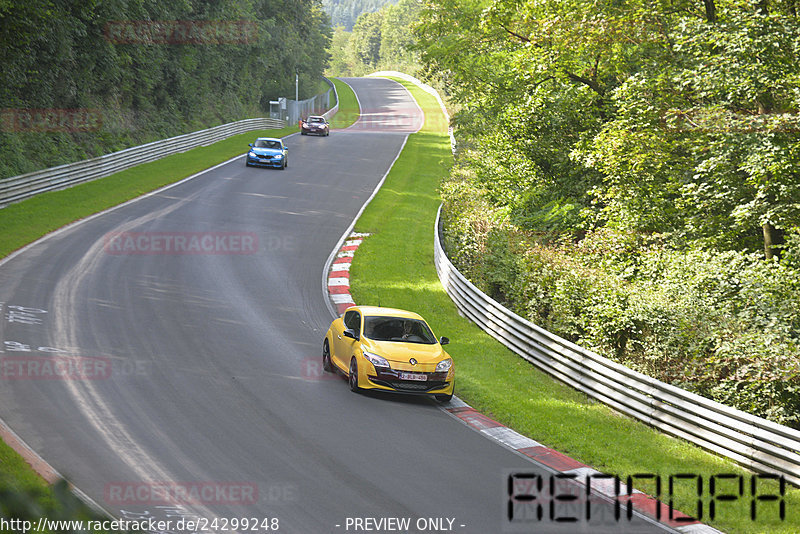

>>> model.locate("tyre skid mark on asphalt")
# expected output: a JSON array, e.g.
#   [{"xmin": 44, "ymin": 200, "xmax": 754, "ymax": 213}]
[{"xmin": 0, "ymin": 150, "xmax": 288, "ymax": 522}]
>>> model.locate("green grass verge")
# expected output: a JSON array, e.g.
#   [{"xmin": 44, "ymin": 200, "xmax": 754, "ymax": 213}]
[
  {"xmin": 0, "ymin": 126, "xmax": 296, "ymax": 259},
  {"xmin": 329, "ymin": 78, "xmax": 360, "ymax": 129},
  {"xmin": 0, "ymin": 446, "xmax": 106, "ymax": 530},
  {"xmin": 0, "ymin": 441, "xmax": 58, "ymax": 515},
  {"xmin": 347, "ymin": 77, "xmax": 799, "ymax": 534}
]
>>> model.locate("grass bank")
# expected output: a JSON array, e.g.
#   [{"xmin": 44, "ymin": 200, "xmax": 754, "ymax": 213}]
[
  {"xmin": 329, "ymin": 78, "xmax": 359, "ymax": 129},
  {"xmin": 347, "ymin": 76, "xmax": 798, "ymax": 534},
  {"xmin": 0, "ymin": 126, "xmax": 296, "ymax": 259}
]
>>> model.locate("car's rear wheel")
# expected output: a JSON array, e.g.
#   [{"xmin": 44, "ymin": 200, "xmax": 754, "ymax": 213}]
[
  {"xmin": 322, "ymin": 339, "xmax": 333, "ymax": 372},
  {"xmin": 349, "ymin": 358, "xmax": 360, "ymax": 392}
]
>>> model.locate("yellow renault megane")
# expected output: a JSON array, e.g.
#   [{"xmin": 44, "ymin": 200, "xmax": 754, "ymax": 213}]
[{"xmin": 323, "ymin": 306, "xmax": 454, "ymax": 402}]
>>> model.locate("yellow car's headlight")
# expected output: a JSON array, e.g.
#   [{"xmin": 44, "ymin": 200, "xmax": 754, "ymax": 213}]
[
  {"xmin": 361, "ymin": 347, "xmax": 390, "ymax": 369},
  {"xmin": 435, "ymin": 358, "xmax": 453, "ymax": 373}
]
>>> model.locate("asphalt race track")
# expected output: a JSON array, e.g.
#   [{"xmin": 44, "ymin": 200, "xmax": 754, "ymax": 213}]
[{"xmin": 0, "ymin": 78, "xmax": 671, "ymax": 533}]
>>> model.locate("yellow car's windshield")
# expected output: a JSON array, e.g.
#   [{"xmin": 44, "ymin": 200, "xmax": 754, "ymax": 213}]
[{"xmin": 363, "ymin": 316, "xmax": 437, "ymax": 344}]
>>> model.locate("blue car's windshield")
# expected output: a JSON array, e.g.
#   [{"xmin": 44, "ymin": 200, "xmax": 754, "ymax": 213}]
[
  {"xmin": 363, "ymin": 316, "xmax": 437, "ymax": 344},
  {"xmin": 254, "ymin": 140, "xmax": 281, "ymax": 149}
]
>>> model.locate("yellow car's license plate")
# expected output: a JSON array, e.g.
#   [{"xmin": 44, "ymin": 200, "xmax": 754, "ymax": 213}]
[{"xmin": 399, "ymin": 372, "xmax": 427, "ymax": 381}]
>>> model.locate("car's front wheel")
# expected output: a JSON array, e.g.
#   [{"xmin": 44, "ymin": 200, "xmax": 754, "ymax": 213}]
[
  {"xmin": 322, "ymin": 339, "xmax": 333, "ymax": 372},
  {"xmin": 349, "ymin": 358, "xmax": 361, "ymax": 393},
  {"xmin": 435, "ymin": 388, "xmax": 453, "ymax": 403}
]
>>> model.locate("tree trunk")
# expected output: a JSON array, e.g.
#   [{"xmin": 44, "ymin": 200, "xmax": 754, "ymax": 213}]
[
  {"xmin": 762, "ymin": 222, "xmax": 784, "ymax": 260},
  {"xmin": 703, "ymin": 0, "xmax": 717, "ymax": 22}
]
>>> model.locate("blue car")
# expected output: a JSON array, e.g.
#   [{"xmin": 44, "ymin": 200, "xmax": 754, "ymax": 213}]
[{"xmin": 246, "ymin": 137, "xmax": 288, "ymax": 169}]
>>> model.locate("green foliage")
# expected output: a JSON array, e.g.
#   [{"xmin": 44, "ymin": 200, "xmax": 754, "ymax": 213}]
[
  {"xmin": 349, "ymin": 10, "xmax": 384, "ymax": 68},
  {"xmin": 327, "ymin": 26, "xmax": 355, "ymax": 75},
  {"xmin": 322, "ymin": 0, "xmax": 397, "ymax": 31},
  {"xmin": 0, "ymin": 0, "xmax": 332, "ymax": 179},
  {"xmin": 575, "ymin": 10, "xmax": 800, "ymax": 249},
  {"xmin": 325, "ymin": 0, "xmax": 421, "ymax": 76},
  {"xmin": 419, "ymin": 0, "xmax": 800, "ymax": 427},
  {"xmin": 443, "ymin": 204, "xmax": 800, "ymax": 426},
  {"xmin": 418, "ymin": 0, "xmax": 800, "ymax": 252}
]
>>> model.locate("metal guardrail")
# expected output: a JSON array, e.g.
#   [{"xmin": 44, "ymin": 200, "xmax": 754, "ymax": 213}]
[
  {"xmin": 0, "ymin": 117, "xmax": 285, "ymax": 208},
  {"xmin": 434, "ymin": 204, "xmax": 800, "ymax": 486},
  {"xmin": 321, "ymin": 77, "xmax": 339, "ymax": 122},
  {"xmin": 282, "ymin": 78, "xmax": 335, "ymax": 124}
]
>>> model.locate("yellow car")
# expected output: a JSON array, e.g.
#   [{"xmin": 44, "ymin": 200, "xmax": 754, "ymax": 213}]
[{"xmin": 323, "ymin": 306, "xmax": 454, "ymax": 402}]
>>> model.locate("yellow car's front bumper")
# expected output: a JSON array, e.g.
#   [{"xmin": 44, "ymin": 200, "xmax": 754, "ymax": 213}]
[{"xmin": 356, "ymin": 359, "xmax": 455, "ymax": 396}]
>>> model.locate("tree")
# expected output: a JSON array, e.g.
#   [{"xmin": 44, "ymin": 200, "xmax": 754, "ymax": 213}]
[
  {"xmin": 347, "ymin": 9, "xmax": 384, "ymax": 68},
  {"xmin": 578, "ymin": 4, "xmax": 800, "ymax": 255},
  {"xmin": 0, "ymin": 0, "xmax": 333, "ymax": 179},
  {"xmin": 378, "ymin": 0, "xmax": 421, "ymax": 67}
]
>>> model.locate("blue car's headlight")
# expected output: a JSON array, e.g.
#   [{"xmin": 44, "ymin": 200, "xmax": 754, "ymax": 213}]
[
  {"xmin": 248, "ymin": 151, "xmax": 256, "ymax": 158},
  {"xmin": 274, "ymin": 154, "xmax": 283, "ymax": 159}
]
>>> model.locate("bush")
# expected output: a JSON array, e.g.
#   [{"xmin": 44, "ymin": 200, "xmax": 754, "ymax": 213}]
[{"xmin": 442, "ymin": 184, "xmax": 800, "ymax": 427}]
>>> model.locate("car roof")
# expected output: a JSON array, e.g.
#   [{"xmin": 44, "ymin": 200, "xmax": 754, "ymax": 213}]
[
  {"xmin": 255, "ymin": 137, "xmax": 282, "ymax": 142},
  {"xmin": 308, "ymin": 115, "xmax": 325, "ymax": 119},
  {"xmin": 346, "ymin": 306, "xmax": 425, "ymax": 320}
]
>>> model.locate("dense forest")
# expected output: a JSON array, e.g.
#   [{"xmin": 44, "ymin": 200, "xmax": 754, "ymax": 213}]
[
  {"xmin": 326, "ymin": 0, "xmax": 420, "ymax": 75},
  {"xmin": 0, "ymin": 0, "xmax": 331, "ymax": 180},
  {"xmin": 409, "ymin": 0, "xmax": 800, "ymax": 426},
  {"xmin": 322, "ymin": 0, "xmax": 398, "ymax": 31}
]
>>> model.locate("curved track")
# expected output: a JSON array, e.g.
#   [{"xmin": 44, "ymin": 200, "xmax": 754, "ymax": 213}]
[{"xmin": 0, "ymin": 78, "xmax": 666, "ymax": 533}]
